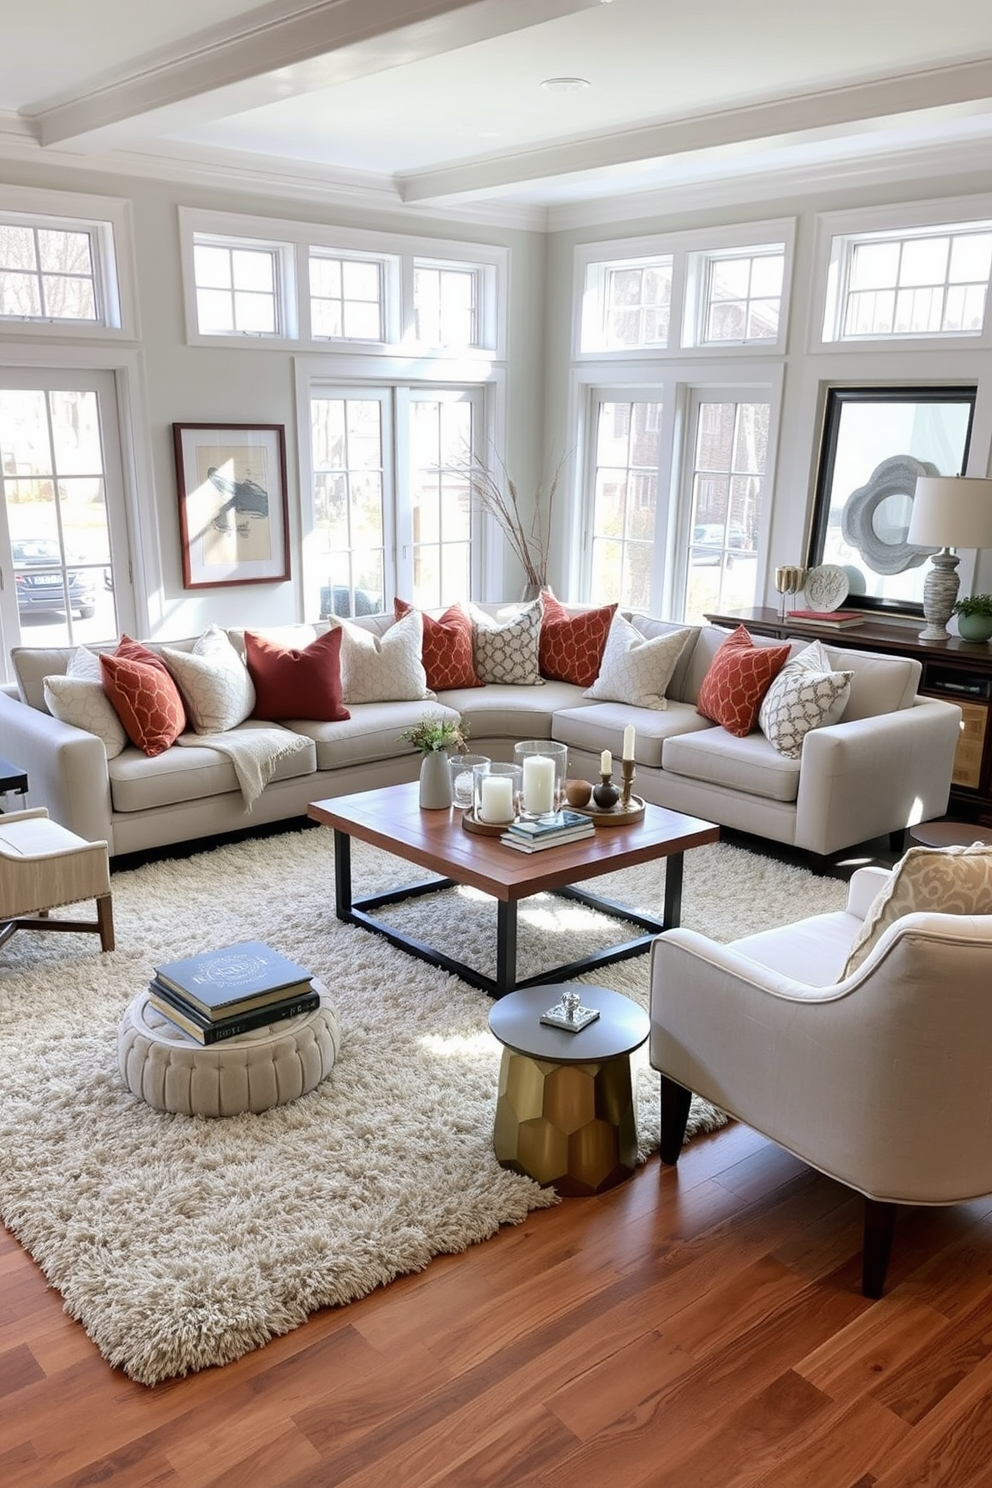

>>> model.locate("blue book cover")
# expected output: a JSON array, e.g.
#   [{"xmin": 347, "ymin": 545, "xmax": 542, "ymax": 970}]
[
  {"xmin": 508, "ymin": 808, "xmax": 591, "ymax": 838},
  {"xmin": 153, "ymin": 940, "xmax": 313, "ymax": 1013}
]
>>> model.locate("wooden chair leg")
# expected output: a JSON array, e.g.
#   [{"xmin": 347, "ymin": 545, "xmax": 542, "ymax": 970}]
[
  {"xmin": 862, "ymin": 1198, "xmax": 898, "ymax": 1298},
  {"xmin": 659, "ymin": 1074, "xmax": 693, "ymax": 1165},
  {"xmin": 97, "ymin": 894, "xmax": 115, "ymax": 952}
]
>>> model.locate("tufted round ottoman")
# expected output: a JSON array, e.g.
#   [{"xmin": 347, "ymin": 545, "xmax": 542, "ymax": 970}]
[{"xmin": 118, "ymin": 980, "xmax": 340, "ymax": 1117}]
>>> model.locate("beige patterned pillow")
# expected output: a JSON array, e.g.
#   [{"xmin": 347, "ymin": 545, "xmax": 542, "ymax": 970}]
[
  {"xmin": 469, "ymin": 599, "xmax": 544, "ymax": 686},
  {"xmin": 584, "ymin": 613, "xmax": 691, "ymax": 709},
  {"xmin": 758, "ymin": 640, "xmax": 853, "ymax": 759},
  {"xmin": 843, "ymin": 844, "xmax": 992, "ymax": 977},
  {"xmin": 43, "ymin": 646, "xmax": 127, "ymax": 758},
  {"xmin": 330, "ymin": 607, "xmax": 429, "ymax": 704},
  {"xmin": 162, "ymin": 624, "xmax": 255, "ymax": 734}
]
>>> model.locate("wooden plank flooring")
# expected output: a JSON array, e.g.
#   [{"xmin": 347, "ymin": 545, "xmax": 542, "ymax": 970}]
[{"xmin": 4, "ymin": 1118, "xmax": 992, "ymax": 1487}]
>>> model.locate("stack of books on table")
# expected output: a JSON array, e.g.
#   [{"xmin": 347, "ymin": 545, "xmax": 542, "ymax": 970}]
[
  {"xmin": 148, "ymin": 940, "xmax": 319, "ymax": 1045},
  {"xmin": 787, "ymin": 609, "xmax": 865, "ymax": 630},
  {"xmin": 500, "ymin": 808, "xmax": 596, "ymax": 853}
]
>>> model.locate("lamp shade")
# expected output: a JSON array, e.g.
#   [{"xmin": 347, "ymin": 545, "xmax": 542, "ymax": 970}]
[{"xmin": 909, "ymin": 476, "xmax": 992, "ymax": 550}]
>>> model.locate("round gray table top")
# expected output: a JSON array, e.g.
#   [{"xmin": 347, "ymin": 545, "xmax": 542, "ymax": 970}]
[
  {"xmin": 488, "ymin": 983, "xmax": 650, "ymax": 1064},
  {"xmin": 909, "ymin": 821, "xmax": 992, "ymax": 850}
]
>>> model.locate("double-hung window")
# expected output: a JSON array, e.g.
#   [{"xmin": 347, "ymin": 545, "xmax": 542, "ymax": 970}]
[{"xmin": 0, "ymin": 187, "xmax": 133, "ymax": 336}]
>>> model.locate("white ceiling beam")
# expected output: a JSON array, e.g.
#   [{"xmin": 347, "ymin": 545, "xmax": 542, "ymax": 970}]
[
  {"xmin": 397, "ymin": 53, "xmax": 992, "ymax": 202},
  {"xmin": 28, "ymin": 0, "xmax": 602, "ymax": 149}
]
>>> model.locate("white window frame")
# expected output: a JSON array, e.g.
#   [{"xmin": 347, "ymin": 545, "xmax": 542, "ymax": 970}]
[
  {"xmin": 181, "ymin": 207, "xmax": 507, "ymax": 358},
  {"xmin": 0, "ymin": 186, "xmax": 137, "ymax": 340},
  {"xmin": 574, "ymin": 219, "xmax": 794, "ymax": 360},
  {"xmin": 811, "ymin": 195, "xmax": 992, "ymax": 354},
  {"xmin": 308, "ymin": 248, "xmax": 392, "ymax": 345},
  {"xmin": 683, "ymin": 242, "xmax": 787, "ymax": 349}
]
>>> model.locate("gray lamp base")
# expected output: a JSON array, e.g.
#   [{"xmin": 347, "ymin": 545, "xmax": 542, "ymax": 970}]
[{"xmin": 918, "ymin": 549, "xmax": 960, "ymax": 643}]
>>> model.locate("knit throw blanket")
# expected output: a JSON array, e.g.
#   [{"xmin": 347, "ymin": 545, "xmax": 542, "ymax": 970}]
[{"xmin": 176, "ymin": 725, "xmax": 311, "ymax": 809}]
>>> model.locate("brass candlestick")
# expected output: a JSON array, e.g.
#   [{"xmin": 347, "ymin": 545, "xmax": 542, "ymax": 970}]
[{"xmin": 620, "ymin": 758, "xmax": 636, "ymax": 809}]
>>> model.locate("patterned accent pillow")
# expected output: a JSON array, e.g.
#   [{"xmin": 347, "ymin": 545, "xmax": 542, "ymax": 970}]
[
  {"xmin": 162, "ymin": 624, "xmax": 256, "ymax": 734},
  {"xmin": 244, "ymin": 628, "xmax": 349, "ymax": 722},
  {"xmin": 758, "ymin": 640, "xmax": 853, "ymax": 758},
  {"xmin": 469, "ymin": 599, "xmax": 544, "ymax": 686},
  {"xmin": 843, "ymin": 844, "xmax": 992, "ymax": 978},
  {"xmin": 696, "ymin": 625, "xmax": 791, "ymax": 737},
  {"xmin": 43, "ymin": 646, "xmax": 127, "ymax": 757},
  {"xmin": 584, "ymin": 612, "xmax": 691, "ymax": 710},
  {"xmin": 393, "ymin": 598, "xmax": 482, "ymax": 690},
  {"xmin": 99, "ymin": 652, "xmax": 187, "ymax": 756},
  {"xmin": 330, "ymin": 607, "xmax": 429, "ymax": 704},
  {"xmin": 538, "ymin": 591, "xmax": 617, "ymax": 688}
]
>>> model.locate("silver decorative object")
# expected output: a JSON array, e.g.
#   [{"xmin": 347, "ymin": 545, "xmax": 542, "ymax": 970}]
[{"xmin": 540, "ymin": 990, "xmax": 600, "ymax": 1032}]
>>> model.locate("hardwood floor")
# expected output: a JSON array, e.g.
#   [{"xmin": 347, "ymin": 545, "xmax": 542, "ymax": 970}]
[{"xmin": 4, "ymin": 1116, "xmax": 992, "ymax": 1488}]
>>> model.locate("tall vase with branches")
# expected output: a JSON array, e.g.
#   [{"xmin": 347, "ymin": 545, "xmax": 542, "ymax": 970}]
[{"xmin": 467, "ymin": 451, "xmax": 565, "ymax": 597}]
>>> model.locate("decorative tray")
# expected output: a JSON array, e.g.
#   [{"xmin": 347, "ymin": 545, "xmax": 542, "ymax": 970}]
[
  {"xmin": 573, "ymin": 793, "xmax": 646, "ymax": 827},
  {"xmin": 461, "ymin": 809, "xmax": 511, "ymax": 837}
]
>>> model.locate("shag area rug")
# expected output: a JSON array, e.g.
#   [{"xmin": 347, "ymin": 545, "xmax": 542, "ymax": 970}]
[{"xmin": 0, "ymin": 827, "xmax": 846, "ymax": 1385}]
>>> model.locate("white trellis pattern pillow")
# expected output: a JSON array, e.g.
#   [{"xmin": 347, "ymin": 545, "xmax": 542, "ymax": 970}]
[
  {"xmin": 758, "ymin": 640, "xmax": 852, "ymax": 758},
  {"xmin": 584, "ymin": 612, "xmax": 691, "ymax": 709},
  {"xmin": 162, "ymin": 624, "xmax": 256, "ymax": 733},
  {"xmin": 43, "ymin": 645, "xmax": 128, "ymax": 757},
  {"xmin": 469, "ymin": 599, "xmax": 544, "ymax": 685},
  {"xmin": 331, "ymin": 607, "xmax": 430, "ymax": 703}
]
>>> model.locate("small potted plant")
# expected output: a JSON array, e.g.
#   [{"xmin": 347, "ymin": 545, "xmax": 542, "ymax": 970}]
[
  {"xmin": 399, "ymin": 713, "xmax": 470, "ymax": 808},
  {"xmin": 952, "ymin": 593, "xmax": 992, "ymax": 643}
]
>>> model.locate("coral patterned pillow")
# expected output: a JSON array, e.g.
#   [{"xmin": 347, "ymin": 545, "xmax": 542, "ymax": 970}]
[
  {"xmin": 696, "ymin": 625, "xmax": 791, "ymax": 737},
  {"xmin": 538, "ymin": 591, "xmax": 617, "ymax": 688},
  {"xmin": 99, "ymin": 652, "xmax": 187, "ymax": 756},
  {"xmin": 394, "ymin": 598, "xmax": 482, "ymax": 690},
  {"xmin": 244, "ymin": 628, "xmax": 350, "ymax": 722}
]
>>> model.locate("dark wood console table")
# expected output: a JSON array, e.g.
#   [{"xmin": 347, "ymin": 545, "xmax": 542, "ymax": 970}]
[{"xmin": 705, "ymin": 607, "xmax": 992, "ymax": 825}]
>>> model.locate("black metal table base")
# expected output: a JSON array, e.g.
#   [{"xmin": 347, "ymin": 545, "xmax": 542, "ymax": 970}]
[{"xmin": 332, "ymin": 829, "xmax": 683, "ymax": 998}]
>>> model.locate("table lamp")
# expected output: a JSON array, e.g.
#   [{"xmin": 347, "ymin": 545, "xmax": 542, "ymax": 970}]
[{"xmin": 907, "ymin": 476, "xmax": 992, "ymax": 641}]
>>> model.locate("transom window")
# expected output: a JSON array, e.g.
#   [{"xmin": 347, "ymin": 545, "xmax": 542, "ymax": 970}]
[
  {"xmin": 699, "ymin": 250, "xmax": 784, "ymax": 344},
  {"xmin": 192, "ymin": 237, "xmax": 282, "ymax": 336},
  {"xmin": 582, "ymin": 256, "xmax": 673, "ymax": 351},
  {"xmin": 824, "ymin": 220, "xmax": 992, "ymax": 341},
  {"xmin": 0, "ymin": 222, "xmax": 99, "ymax": 322},
  {"xmin": 309, "ymin": 254, "xmax": 383, "ymax": 341},
  {"xmin": 414, "ymin": 263, "xmax": 478, "ymax": 349}
]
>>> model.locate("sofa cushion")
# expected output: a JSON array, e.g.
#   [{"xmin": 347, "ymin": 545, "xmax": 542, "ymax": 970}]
[
  {"xmin": 662, "ymin": 727, "xmax": 802, "ymax": 803},
  {"xmin": 696, "ymin": 625, "xmax": 791, "ymax": 737},
  {"xmin": 758, "ymin": 640, "xmax": 853, "ymax": 758},
  {"xmin": 245, "ymin": 628, "xmax": 350, "ymax": 722},
  {"xmin": 627, "ymin": 615, "xmax": 701, "ymax": 703},
  {"xmin": 817, "ymin": 645, "xmax": 921, "ymax": 720},
  {"xmin": 43, "ymin": 646, "xmax": 128, "ymax": 758},
  {"xmin": 469, "ymin": 598, "xmax": 544, "ymax": 685},
  {"xmin": 100, "ymin": 650, "xmax": 187, "ymax": 757},
  {"xmin": 293, "ymin": 699, "xmax": 462, "ymax": 770},
  {"xmin": 539, "ymin": 591, "xmax": 616, "ymax": 687},
  {"xmin": 394, "ymin": 597, "xmax": 482, "ymax": 691},
  {"xmin": 842, "ymin": 844, "xmax": 992, "ymax": 977},
  {"xmin": 439, "ymin": 680, "xmax": 587, "ymax": 742},
  {"xmin": 552, "ymin": 700, "xmax": 712, "ymax": 770},
  {"xmin": 683, "ymin": 625, "xmax": 803, "ymax": 706},
  {"xmin": 162, "ymin": 625, "xmax": 256, "ymax": 734},
  {"xmin": 584, "ymin": 612, "xmax": 692, "ymax": 710},
  {"xmin": 330, "ymin": 608, "xmax": 430, "ymax": 704},
  {"xmin": 108, "ymin": 723, "xmax": 317, "ymax": 813}
]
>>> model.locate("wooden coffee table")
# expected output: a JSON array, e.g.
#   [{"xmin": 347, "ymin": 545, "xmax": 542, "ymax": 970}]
[{"xmin": 308, "ymin": 782, "xmax": 719, "ymax": 998}]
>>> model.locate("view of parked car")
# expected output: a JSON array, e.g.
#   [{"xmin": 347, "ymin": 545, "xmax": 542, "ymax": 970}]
[
  {"xmin": 692, "ymin": 523, "xmax": 750, "ymax": 564},
  {"xmin": 13, "ymin": 538, "xmax": 97, "ymax": 620}
]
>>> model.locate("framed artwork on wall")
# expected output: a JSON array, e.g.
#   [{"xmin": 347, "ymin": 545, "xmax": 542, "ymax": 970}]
[
  {"xmin": 173, "ymin": 423, "xmax": 290, "ymax": 589},
  {"xmin": 808, "ymin": 386, "xmax": 977, "ymax": 616}
]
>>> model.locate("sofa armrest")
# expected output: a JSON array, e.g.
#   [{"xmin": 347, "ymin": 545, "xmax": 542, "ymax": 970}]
[
  {"xmin": 0, "ymin": 692, "xmax": 113, "ymax": 847},
  {"xmin": 793, "ymin": 697, "xmax": 961, "ymax": 857}
]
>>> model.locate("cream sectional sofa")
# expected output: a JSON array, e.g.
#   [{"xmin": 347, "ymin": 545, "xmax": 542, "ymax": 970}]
[{"xmin": 0, "ymin": 610, "xmax": 961, "ymax": 865}]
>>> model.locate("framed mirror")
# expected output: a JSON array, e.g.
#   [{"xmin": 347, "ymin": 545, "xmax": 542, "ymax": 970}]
[{"xmin": 808, "ymin": 386, "xmax": 977, "ymax": 615}]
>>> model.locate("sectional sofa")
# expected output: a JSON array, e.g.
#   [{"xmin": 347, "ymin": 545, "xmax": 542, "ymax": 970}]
[{"xmin": 0, "ymin": 606, "xmax": 961, "ymax": 865}]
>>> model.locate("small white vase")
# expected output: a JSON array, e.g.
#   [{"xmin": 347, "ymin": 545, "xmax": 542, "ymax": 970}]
[{"xmin": 419, "ymin": 751, "xmax": 452, "ymax": 809}]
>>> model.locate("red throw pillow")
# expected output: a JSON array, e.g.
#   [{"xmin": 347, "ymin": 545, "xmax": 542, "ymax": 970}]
[
  {"xmin": 393, "ymin": 598, "xmax": 482, "ymax": 690},
  {"xmin": 539, "ymin": 591, "xmax": 617, "ymax": 688},
  {"xmin": 696, "ymin": 625, "xmax": 791, "ymax": 737},
  {"xmin": 245, "ymin": 628, "xmax": 350, "ymax": 722},
  {"xmin": 115, "ymin": 633, "xmax": 171, "ymax": 674},
  {"xmin": 99, "ymin": 652, "xmax": 187, "ymax": 756}
]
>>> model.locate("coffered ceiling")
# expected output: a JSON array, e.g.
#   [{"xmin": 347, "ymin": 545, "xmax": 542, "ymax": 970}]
[{"xmin": 2, "ymin": 0, "xmax": 992, "ymax": 226}]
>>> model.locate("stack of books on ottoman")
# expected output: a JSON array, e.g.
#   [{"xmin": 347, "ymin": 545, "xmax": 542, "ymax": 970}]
[
  {"xmin": 148, "ymin": 940, "xmax": 319, "ymax": 1044},
  {"xmin": 500, "ymin": 808, "xmax": 595, "ymax": 853}
]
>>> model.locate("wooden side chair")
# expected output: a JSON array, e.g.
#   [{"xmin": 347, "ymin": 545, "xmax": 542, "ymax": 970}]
[{"xmin": 0, "ymin": 807, "xmax": 114, "ymax": 952}]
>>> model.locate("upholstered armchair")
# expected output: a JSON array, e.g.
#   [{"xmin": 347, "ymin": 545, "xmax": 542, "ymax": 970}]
[{"xmin": 649, "ymin": 858, "xmax": 992, "ymax": 1297}]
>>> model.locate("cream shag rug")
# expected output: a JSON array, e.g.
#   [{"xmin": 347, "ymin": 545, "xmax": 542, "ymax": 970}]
[{"xmin": 0, "ymin": 827, "xmax": 846, "ymax": 1385}]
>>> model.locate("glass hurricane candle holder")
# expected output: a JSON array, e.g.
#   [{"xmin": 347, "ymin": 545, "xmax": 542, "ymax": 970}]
[
  {"xmin": 473, "ymin": 762, "xmax": 521, "ymax": 825},
  {"xmin": 449, "ymin": 754, "xmax": 490, "ymax": 809},
  {"xmin": 513, "ymin": 740, "xmax": 568, "ymax": 819}
]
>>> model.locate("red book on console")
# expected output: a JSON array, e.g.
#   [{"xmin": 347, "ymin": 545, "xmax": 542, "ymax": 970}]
[{"xmin": 788, "ymin": 609, "xmax": 865, "ymax": 629}]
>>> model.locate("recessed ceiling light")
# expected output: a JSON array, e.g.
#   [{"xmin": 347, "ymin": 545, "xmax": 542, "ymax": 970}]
[{"xmin": 540, "ymin": 77, "xmax": 591, "ymax": 94}]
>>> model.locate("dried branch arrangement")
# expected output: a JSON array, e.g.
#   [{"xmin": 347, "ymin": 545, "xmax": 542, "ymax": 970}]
[{"xmin": 467, "ymin": 452, "xmax": 565, "ymax": 591}]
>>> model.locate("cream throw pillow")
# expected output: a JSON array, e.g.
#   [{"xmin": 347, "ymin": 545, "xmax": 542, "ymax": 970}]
[
  {"xmin": 584, "ymin": 613, "xmax": 691, "ymax": 710},
  {"xmin": 162, "ymin": 624, "xmax": 255, "ymax": 734},
  {"xmin": 330, "ymin": 607, "xmax": 429, "ymax": 703},
  {"xmin": 843, "ymin": 843, "xmax": 992, "ymax": 978},
  {"xmin": 469, "ymin": 599, "xmax": 544, "ymax": 686},
  {"xmin": 758, "ymin": 640, "xmax": 853, "ymax": 759},
  {"xmin": 43, "ymin": 646, "xmax": 127, "ymax": 758}
]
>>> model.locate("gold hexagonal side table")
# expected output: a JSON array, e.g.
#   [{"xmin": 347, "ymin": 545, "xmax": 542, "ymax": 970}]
[{"xmin": 488, "ymin": 984, "xmax": 650, "ymax": 1197}]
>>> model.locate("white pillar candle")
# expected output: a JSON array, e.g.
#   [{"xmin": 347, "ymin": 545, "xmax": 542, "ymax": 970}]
[
  {"xmin": 523, "ymin": 754, "xmax": 556, "ymax": 815},
  {"xmin": 622, "ymin": 725, "xmax": 635, "ymax": 761},
  {"xmin": 480, "ymin": 775, "xmax": 515, "ymax": 823},
  {"xmin": 600, "ymin": 749, "xmax": 612, "ymax": 776}
]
